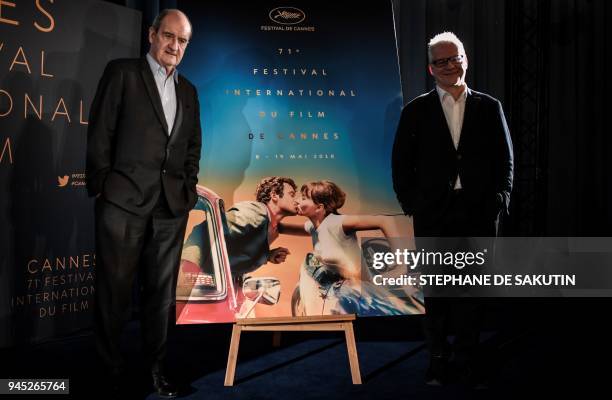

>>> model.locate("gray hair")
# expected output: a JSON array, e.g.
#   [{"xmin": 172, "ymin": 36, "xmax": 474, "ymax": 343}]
[
  {"xmin": 427, "ymin": 32, "xmax": 465, "ymax": 63},
  {"xmin": 151, "ymin": 9, "xmax": 192, "ymax": 38}
]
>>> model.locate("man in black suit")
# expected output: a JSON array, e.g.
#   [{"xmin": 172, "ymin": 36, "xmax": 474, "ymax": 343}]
[
  {"xmin": 86, "ymin": 9, "xmax": 201, "ymax": 398},
  {"xmin": 392, "ymin": 32, "xmax": 513, "ymax": 386}
]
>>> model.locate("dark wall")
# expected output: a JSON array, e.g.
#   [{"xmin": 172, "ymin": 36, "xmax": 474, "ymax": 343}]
[{"xmin": 544, "ymin": 0, "xmax": 612, "ymax": 236}]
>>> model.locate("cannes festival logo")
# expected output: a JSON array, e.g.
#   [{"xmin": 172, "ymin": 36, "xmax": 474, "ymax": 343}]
[
  {"xmin": 269, "ymin": 7, "xmax": 305, "ymax": 25},
  {"xmin": 57, "ymin": 175, "xmax": 69, "ymax": 187}
]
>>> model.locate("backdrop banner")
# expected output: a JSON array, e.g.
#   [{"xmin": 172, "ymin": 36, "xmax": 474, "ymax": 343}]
[
  {"xmin": 0, "ymin": 0, "xmax": 140, "ymax": 347},
  {"xmin": 175, "ymin": 0, "xmax": 422, "ymax": 323}
]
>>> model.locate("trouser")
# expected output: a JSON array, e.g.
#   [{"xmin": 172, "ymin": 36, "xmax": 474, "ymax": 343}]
[
  {"xmin": 421, "ymin": 297, "xmax": 482, "ymax": 365},
  {"xmin": 414, "ymin": 189, "xmax": 498, "ymax": 366},
  {"xmin": 94, "ymin": 192, "xmax": 188, "ymax": 372}
]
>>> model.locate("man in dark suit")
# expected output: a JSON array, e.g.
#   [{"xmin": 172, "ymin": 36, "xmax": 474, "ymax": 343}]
[
  {"xmin": 224, "ymin": 177, "xmax": 298, "ymax": 277},
  {"xmin": 392, "ymin": 32, "xmax": 513, "ymax": 386},
  {"xmin": 86, "ymin": 9, "xmax": 201, "ymax": 398}
]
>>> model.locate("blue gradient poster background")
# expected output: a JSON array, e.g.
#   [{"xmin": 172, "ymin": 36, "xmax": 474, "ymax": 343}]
[
  {"xmin": 178, "ymin": 1, "xmax": 403, "ymax": 211},
  {"xmin": 176, "ymin": 1, "xmax": 420, "ymax": 321}
]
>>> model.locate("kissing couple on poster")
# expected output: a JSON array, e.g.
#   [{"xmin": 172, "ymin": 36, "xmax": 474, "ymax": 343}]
[{"xmin": 182, "ymin": 176, "xmax": 423, "ymax": 317}]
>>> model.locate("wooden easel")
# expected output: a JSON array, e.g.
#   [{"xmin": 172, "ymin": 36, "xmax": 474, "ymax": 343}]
[{"xmin": 224, "ymin": 314, "xmax": 362, "ymax": 386}]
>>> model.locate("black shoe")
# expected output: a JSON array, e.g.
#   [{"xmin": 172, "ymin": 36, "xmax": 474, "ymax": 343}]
[
  {"xmin": 101, "ymin": 367, "xmax": 125, "ymax": 397},
  {"xmin": 152, "ymin": 372, "xmax": 179, "ymax": 398},
  {"xmin": 456, "ymin": 364, "xmax": 488, "ymax": 390},
  {"xmin": 425, "ymin": 355, "xmax": 448, "ymax": 386}
]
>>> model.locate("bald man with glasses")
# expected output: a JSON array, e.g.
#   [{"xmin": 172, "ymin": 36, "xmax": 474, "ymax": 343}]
[{"xmin": 87, "ymin": 9, "xmax": 201, "ymax": 398}]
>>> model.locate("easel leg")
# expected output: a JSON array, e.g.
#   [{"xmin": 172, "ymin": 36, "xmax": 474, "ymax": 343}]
[
  {"xmin": 224, "ymin": 324, "xmax": 242, "ymax": 386},
  {"xmin": 344, "ymin": 322, "xmax": 362, "ymax": 384},
  {"xmin": 272, "ymin": 331, "xmax": 282, "ymax": 348}
]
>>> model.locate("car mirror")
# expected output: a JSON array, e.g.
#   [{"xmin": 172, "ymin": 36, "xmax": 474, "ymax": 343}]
[{"xmin": 242, "ymin": 277, "xmax": 281, "ymax": 305}]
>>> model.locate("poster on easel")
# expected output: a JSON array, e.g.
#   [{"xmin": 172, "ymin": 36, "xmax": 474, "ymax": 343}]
[{"xmin": 175, "ymin": 0, "xmax": 423, "ymax": 323}]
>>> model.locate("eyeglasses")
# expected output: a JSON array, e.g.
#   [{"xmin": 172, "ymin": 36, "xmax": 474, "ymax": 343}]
[{"xmin": 430, "ymin": 54, "xmax": 464, "ymax": 68}]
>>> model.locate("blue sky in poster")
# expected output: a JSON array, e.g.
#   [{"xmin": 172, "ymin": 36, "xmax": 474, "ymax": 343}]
[{"xmin": 177, "ymin": 1, "xmax": 403, "ymax": 213}]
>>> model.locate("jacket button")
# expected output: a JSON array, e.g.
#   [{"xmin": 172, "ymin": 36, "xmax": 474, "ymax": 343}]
[
  {"xmin": 162, "ymin": 169, "xmax": 167, "ymax": 174},
  {"xmin": 457, "ymin": 154, "xmax": 462, "ymax": 160}
]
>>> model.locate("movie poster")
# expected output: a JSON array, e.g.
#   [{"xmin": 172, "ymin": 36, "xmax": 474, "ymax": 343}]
[
  {"xmin": 0, "ymin": 0, "xmax": 140, "ymax": 347},
  {"xmin": 175, "ymin": 1, "xmax": 422, "ymax": 323}
]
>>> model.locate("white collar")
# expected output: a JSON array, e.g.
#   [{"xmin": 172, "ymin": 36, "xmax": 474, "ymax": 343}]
[
  {"xmin": 436, "ymin": 84, "xmax": 468, "ymax": 102},
  {"xmin": 146, "ymin": 53, "xmax": 178, "ymax": 83}
]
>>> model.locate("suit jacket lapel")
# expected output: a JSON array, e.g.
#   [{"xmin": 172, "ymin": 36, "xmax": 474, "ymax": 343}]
[
  {"xmin": 427, "ymin": 90, "xmax": 457, "ymax": 153},
  {"xmin": 139, "ymin": 58, "xmax": 169, "ymax": 135},
  {"xmin": 457, "ymin": 89, "xmax": 480, "ymax": 152},
  {"xmin": 169, "ymin": 78, "xmax": 184, "ymax": 143}
]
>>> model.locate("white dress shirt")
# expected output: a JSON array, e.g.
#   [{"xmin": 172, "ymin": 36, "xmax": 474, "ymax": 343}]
[
  {"xmin": 436, "ymin": 85, "xmax": 468, "ymax": 189},
  {"xmin": 146, "ymin": 53, "xmax": 177, "ymax": 135}
]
